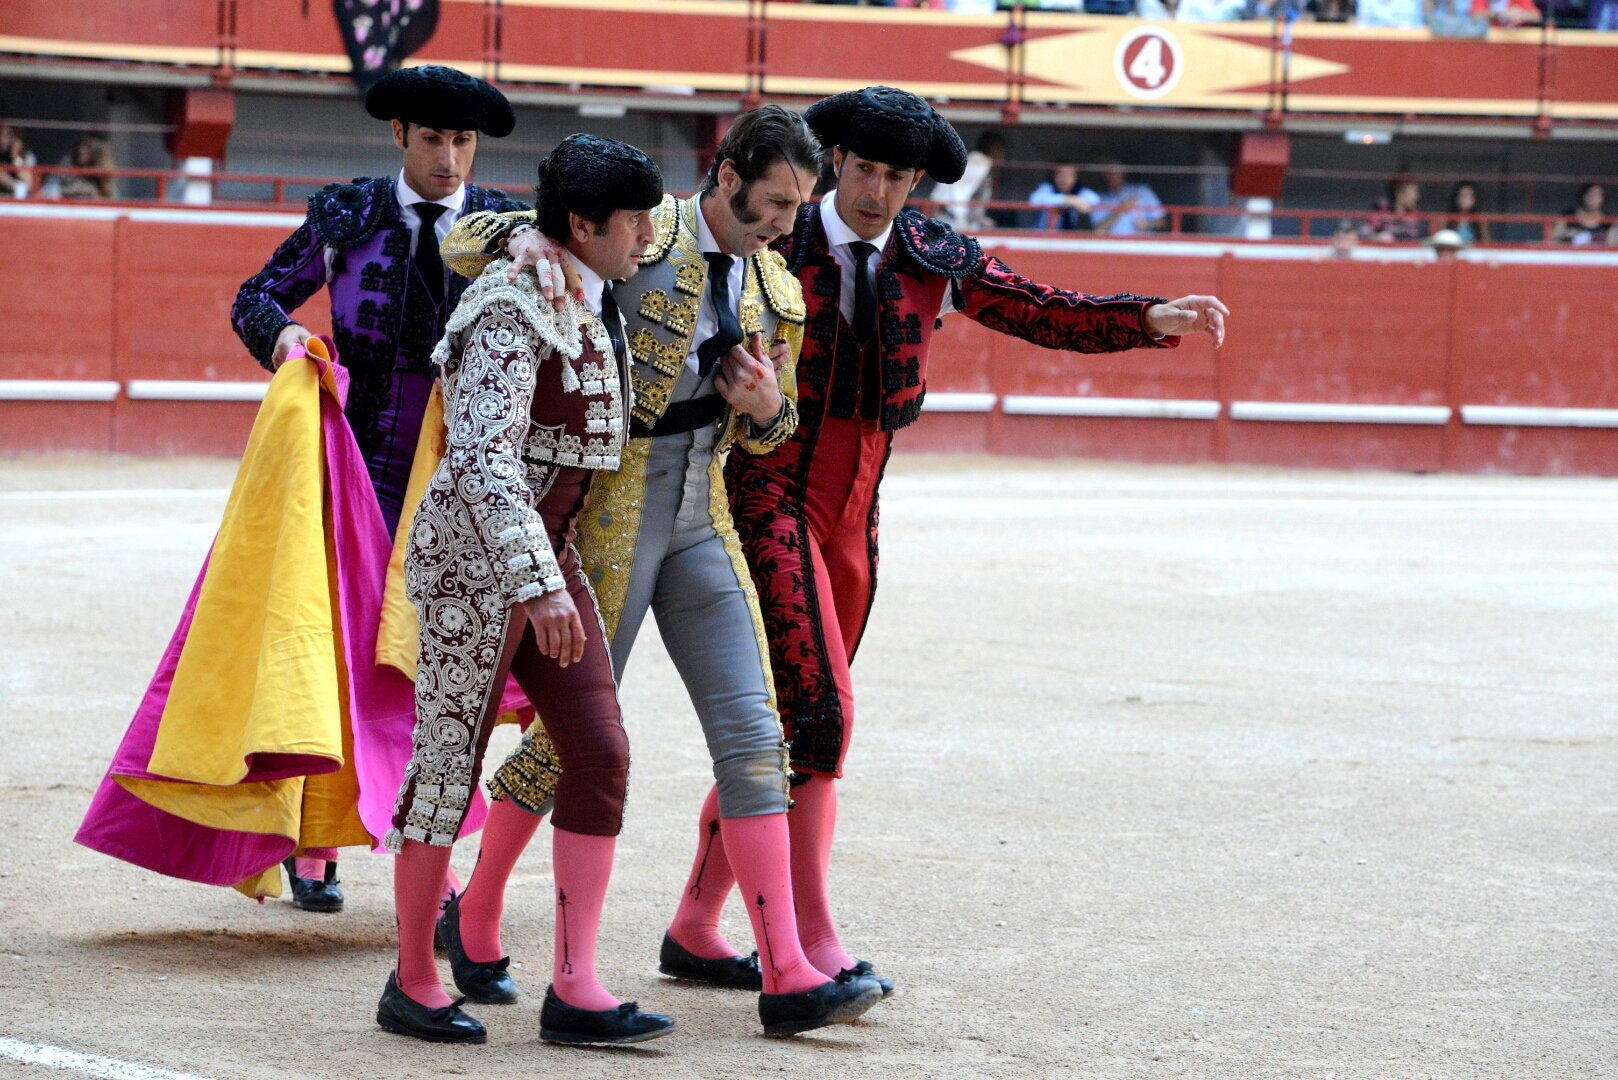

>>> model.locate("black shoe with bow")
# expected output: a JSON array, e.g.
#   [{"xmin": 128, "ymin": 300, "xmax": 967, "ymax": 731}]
[
  {"xmin": 375, "ymin": 972, "xmax": 487, "ymax": 1044},
  {"xmin": 282, "ymin": 857, "xmax": 343, "ymax": 913},
  {"xmin": 837, "ymin": 959, "xmax": 895, "ymax": 998},
  {"xmin": 758, "ymin": 975, "xmax": 883, "ymax": 1037},
  {"xmin": 439, "ymin": 891, "xmax": 519, "ymax": 1004},
  {"xmin": 539, "ymin": 985, "xmax": 676, "ymax": 1046},
  {"xmin": 657, "ymin": 931, "xmax": 763, "ymax": 991}
]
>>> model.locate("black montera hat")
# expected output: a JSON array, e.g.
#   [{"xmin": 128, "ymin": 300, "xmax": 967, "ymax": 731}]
[
  {"xmin": 364, "ymin": 65, "xmax": 516, "ymax": 137},
  {"xmin": 539, "ymin": 134, "xmax": 664, "ymax": 221},
  {"xmin": 803, "ymin": 86, "xmax": 968, "ymax": 184}
]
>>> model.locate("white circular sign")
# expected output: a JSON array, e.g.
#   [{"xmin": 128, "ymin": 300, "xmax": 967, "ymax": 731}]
[{"xmin": 1114, "ymin": 27, "xmax": 1184, "ymax": 101}]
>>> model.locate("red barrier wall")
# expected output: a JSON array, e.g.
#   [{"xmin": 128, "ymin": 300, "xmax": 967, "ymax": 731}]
[{"xmin": 2, "ymin": 208, "xmax": 1615, "ymax": 476}]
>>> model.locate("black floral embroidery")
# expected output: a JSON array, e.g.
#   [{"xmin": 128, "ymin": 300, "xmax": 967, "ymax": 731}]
[{"xmin": 894, "ymin": 208, "xmax": 980, "ymax": 278}]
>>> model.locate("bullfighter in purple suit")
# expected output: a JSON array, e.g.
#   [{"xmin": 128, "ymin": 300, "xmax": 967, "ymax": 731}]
[{"xmin": 229, "ymin": 64, "xmax": 526, "ymax": 911}]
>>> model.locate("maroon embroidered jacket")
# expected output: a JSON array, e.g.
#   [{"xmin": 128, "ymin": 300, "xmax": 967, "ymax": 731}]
[{"xmin": 727, "ymin": 203, "xmax": 1178, "ymax": 774}]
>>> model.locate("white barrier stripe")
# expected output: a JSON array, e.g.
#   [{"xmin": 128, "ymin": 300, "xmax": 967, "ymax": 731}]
[
  {"xmin": 922, "ymin": 392, "xmax": 997, "ymax": 413},
  {"xmin": 0, "ymin": 203, "xmax": 121, "ymax": 221},
  {"xmin": 0, "ymin": 1036, "xmax": 218, "ymax": 1080},
  {"xmin": 1002, "ymin": 395, "xmax": 1220, "ymax": 420},
  {"xmin": 0, "ymin": 380, "xmax": 120, "ymax": 401},
  {"xmin": 1461, "ymin": 404, "xmax": 1618, "ymax": 428},
  {"xmin": 125, "ymin": 380, "xmax": 269, "ymax": 402},
  {"xmin": 1230, "ymin": 401, "xmax": 1451, "ymax": 425},
  {"xmin": 0, "ymin": 203, "xmax": 303, "ymax": 228}
]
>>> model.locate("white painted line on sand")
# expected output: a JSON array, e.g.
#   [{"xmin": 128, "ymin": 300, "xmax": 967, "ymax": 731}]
[
  {"xmin": 0, "ymin": 489, "xmax": 230, "ymax": 502},
  {"xmin": 0, "ymin": 1036, "xmax": 218, "ymax": 1080}
]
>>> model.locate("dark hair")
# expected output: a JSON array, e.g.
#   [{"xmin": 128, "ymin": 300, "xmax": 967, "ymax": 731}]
[
  {"xmin": 1577, "ymin": 181, "xmax": 1604, "ymax": 207},
  {"xmin": 700, "ymin": 105, "xmax": 822, "ymax": 195},
  {"xmin": 1448, "ymin": 181, "xmax": 1477, "ymax": 213},
  {"xmin": 534, "ymin": 134, "xmax": 664, "ymax": 242}
]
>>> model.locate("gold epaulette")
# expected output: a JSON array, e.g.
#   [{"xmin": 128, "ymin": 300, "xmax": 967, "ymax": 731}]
[
  {"xmin": 753, "ymin": 245, "xmax": 806, "ymax": 324},
  {"xmin": 637, "ymin": 194, "xmax": 681, "ymax": 266},
  {"xmin": 441, "ymin": 209, "xmax": 536, "ymax": 279}
]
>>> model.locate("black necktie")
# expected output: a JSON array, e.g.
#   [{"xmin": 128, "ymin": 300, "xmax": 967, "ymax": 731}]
[
  {"xmin": 695, "ymin": 252, "xmax": 744, "ymax": 379},
  {"xmin": 849, "ymin": 240, "xmax": 878, "ymax": 339},
  {"xmin": 413, "ymin": 203, "xmax": 447, "ymax": 306},
  {"xmin": 600, "ymin": 281, "xmax": 628, "ymax": 365}
]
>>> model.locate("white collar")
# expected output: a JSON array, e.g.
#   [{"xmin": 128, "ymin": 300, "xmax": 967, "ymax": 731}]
[
  {"xmin": 566, "ymin": 249, "xmax": 607, "ymax": 316},
  {"xmin": 396, "ymin": 169, "xmax": 465, "ymax": 215},
  {"xmin": 694, "ymin": 196, "xmax": 726, "ymax": 257},
  {"xmin": 821, "ymin": 190, "xmax": 893, "ymax": 255}
]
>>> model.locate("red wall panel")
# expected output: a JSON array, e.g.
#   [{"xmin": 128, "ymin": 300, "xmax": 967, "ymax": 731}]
[{"xmin": 0, "ymin": 218, "xmax": 116, "ymax": 381}]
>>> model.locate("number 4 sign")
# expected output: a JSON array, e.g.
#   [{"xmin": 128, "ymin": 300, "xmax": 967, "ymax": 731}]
[{"xmin": 1114, "ymin": 27, "xmax": 1184, "ymax": 100}]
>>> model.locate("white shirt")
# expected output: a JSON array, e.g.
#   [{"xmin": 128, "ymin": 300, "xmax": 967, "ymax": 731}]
[
  {"xmin": 396, "ymin": 168, "xmax": 466, "ymax": 252},
  {"xmin": 819, "ymin": 191, "xmax": 957, "ymax": 326},
  {"xmin": 565, "ymin": 249, "xmax": 606, "ymax": 317},
  {"xmin": 690, "ymin": 197, "xmax": 751, "ymax": 374}
]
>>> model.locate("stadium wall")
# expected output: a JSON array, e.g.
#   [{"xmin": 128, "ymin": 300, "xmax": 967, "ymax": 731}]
[{"xmin": 2, "ymin": 204, "xmax": 1614, "ymax": 476}]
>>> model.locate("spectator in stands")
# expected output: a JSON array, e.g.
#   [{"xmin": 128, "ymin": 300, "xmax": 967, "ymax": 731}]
[
  {"xmin": 930, "ymin": 130, "xmax": 1006, "ymax": 230},
  {"xmin": 1029, "ymin": 162, "xmax": 1099, "ymax": 231},
  {"xmin": 1089, "ymin": 160, "xmax": 1165, "ymax": 235},
  {"xmin": 1171, "ymin": 0, "xmax": 1248, "ymax": 21},
  {"xmin": 1306, "ymin": 0, "xmax": 1354, "ymax": 20},
  {"xmin": 1329, "ymin": 219, "xmax": 1360, "ymax": 259},
  {"xmin": 1590, "ymin": 0, "xmax": 1618, "ymax": 29},
  {"xmin": 56, "ymin": 135, "xmax": 117, "ymax": 199},
  {"xmin": 1427, "ymin": 228, "xmax": 1466, "ymax": 261},
  {"xmin": 1443, "ymin": 181, "xmax": 1490, "ymax": 244},
  {"xmin": 1364, "ymin": 176, "xmax": 1424, "ymax": 242},
  {"xmin": 1552, "ymin": 183, "xmax": 1616, "ymax": 245},
  {"xmin": 1473, "ymin": 0, "xmax": 1540, "ymax": 24},
  {"xmin": 0, "ymin": 123, "xmax": 36, "ymax": 198},
  {"xmin": 1355, "ymin": 0, "xmax": 1424, "ymax": 26}
]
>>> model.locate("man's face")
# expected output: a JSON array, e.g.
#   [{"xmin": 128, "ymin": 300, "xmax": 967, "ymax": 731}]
[
  {"xmin": 394, "ymin": 121, "xmax": 477, "ymax": 200},
  {"xmin": 1053, "ymin": 165, "xmax": 1078, "ymax": 192},
  {"xmin": 572, "ymin": 206, "xmax": 657, "ymax": 283},
  {"xmin": 709, "ymin": 158, "xmax": 817, "ymax": 257},
  {"xmin": 1103, "ymin": 165, "xmax": 1126, "ymax": 192},
  {"xmin": 832, "ymin": 149, "xmax": 922, "ymax": 242}
]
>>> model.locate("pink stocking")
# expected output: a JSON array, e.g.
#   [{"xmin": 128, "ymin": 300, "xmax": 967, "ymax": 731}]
[
  {"xmin": 457, "ymin": 795, "xmax": 546, "ymax": 963},
  {"xmin": 551, "ymin": 827, "xmax": 620, "ymax": 1011},
  {"xmin": 294, "ymin": 847, "xmax": 338, "ymax": 880},
  {"xmin": 788, "ymin": 774, "xmax": 856, "ymax": 976},
  {"xmin": 394, "ymin": 839, "xmax": 454, "ymax": 1008},
  {"xmin": 721, "ymin": 813, "xmax": 827, "ymax": 995},
  {"xmin": 667, "ymin": 784, "xmax": 742, "ymax": 959}
]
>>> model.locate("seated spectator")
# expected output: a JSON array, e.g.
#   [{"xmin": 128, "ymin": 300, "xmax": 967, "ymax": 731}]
[
  {"xmin": 1355, "ymin": 0, "xmax": 1424, "ymax": 26},
  {"xmin": 54, "ymin": 136, "xmax": 117, "ymax": 199},
  {"xmin": 1329, "ymin": 219, "xmax": 1360, "ymax": 259},
  {"xmin": 1364, "ymin": 177, "xmax": 1425, "ymax": 242},
  {"xmin": 1590, "ymin": 0, "xmax": 1618, "ymax": 28},
  {"xmin": 1029, "ymin": 163, "xmax": 1099, "ymax": 231},
  {"xmin": 1176, "ymin": 0, "xmax": 1249, "ymax": 19},
  {"xmin": 1552, "ymin": 183, "xmax": 1616, "ymax": 245},
  {"xmin": 931, "ymin": 131, "xmax": 1006, "ymax": 230},
  {"xmin": 1444, "ymin": 180, "xmax": 1491, "ymax": 245},
  {"xmin": 1427, "ymin": 228, "xmax": 1466, "ymax": 261},
  {"xmin": 1089, "ymin": 160, "xmax": 1165, "ymax": 236},
  {"xmin": 0, "ymin": 123, "xmax": 36, "ymax": 198},
  {"xmin": 1307, "ymin": 0, "xmax": 1354, "ymax": 20},
  {"xmin": 1473, "ymin": 0, "xmax": 1541, "ymax": 24}
]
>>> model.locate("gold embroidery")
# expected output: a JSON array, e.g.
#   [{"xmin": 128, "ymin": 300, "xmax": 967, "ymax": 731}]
[
  {"xmin": 639, "ymin": 193, "xmax": 680, "ymax": 265},
  {"xmin": 740, "ymin": 299, "xmax": 764, "ymax": 337},
  {"xmin": 631, "ymin": 372, "xmax": 672, "ymax": 428},
  {"xmin": 754, "ymin": 245, "xmax": 807, "ymax": 324},
  {"xmin": 674, "ymin": 260, "xmax": 704, "ymax": 297},
  {"xmin": 630, "ymin": 327, "xmax": 685, "ymax": 379}
]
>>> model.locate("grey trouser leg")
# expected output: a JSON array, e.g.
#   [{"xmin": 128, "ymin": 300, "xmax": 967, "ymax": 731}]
[{"xmin": 614, "ymin": 428, "xmax": 789, "ymax": 819}]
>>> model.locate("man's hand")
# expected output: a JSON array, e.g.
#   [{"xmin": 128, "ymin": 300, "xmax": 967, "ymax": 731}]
[
  {"xmin": 271, "ymin": 323, "xmax": 312, "ymax": 370},
  {"xmin": 766, "ymin": 338, "xmax": 790, "ymax": 373},
  {"xmin": 522, "ymin": 588, "xmax": 586, "ymax": 668},
  {"xmin": 507, "ymin": 228, "xmax": 583, "ymax": 311},
  {"xmin": 1145, "ymin": 295, "xmax": 1229, "ymax": 348},
  {"xmin": 714, "ymin": 333, "xmax": 784, "ymax": 425}
]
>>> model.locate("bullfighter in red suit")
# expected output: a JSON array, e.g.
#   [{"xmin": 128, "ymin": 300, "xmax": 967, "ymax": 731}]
[
  {"xmin": 497, "ymin": 86, "xmax": 1229, "ymax": 996},
  {"xmin": 665, "ymin": 87, "xmax": 1231, "ymax": 993}
]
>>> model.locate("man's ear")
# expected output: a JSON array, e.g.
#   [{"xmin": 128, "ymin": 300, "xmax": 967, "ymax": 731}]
[
  {"xmin": 392, "ymin": 119, "xmax": 409, "ymax": 151},
  {"xmin": 910, "ymin": 170, "xmax": 927, "ymax": 194},
  {"xmin": 716, "ymin": 158, "xmax": 741, "ymax": 197},
  {"xmin": 568, "ymin": 211, "xmax": 593, "ymax": 246}
]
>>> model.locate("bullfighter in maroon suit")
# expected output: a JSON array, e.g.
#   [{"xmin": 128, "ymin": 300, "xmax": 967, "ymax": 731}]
[
  {"xmin": 667, "ymin": 87, "xmax": 1231, "ymax": 993},
  {"xmin": 229, "ymin": 65, "xmax": 525, "ymax": 909}
]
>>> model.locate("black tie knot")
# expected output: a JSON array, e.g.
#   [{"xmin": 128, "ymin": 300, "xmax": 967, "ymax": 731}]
[
  {"xmin": 849, "ymin": 240, "xmax": 877, "ymax": 262},
  {"xmin": 413, "ymin": 203, "xmax": 449, "ymax": 306},
  {"xmin": 696, "ymin": 252, "xmax": 744, "ymax": 379},
  {"xmin": 848, "ymin": 240, "xmax": 878, "ymax": 339}
]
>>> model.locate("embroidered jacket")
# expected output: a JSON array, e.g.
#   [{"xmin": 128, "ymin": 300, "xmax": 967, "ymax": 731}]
[
  {"xmin": 425, "ymin": 260, "xmax": 628, "ymax": 604},
  {"xmin": 230, "ymin": 175, "xmax": 527, "ymax": 461}
]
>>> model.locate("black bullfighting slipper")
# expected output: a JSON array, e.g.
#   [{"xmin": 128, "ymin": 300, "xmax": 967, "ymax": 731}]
[
  {"xmin": 434, "ymin": 889, "xmax": 455, "ymax": 954},
  {"xmin": 440, "ymin": 891, "xmax": 519, "ymax": 1004},
  {"xmin": 658, "ymin": 931, "xmax": 763, "ymax": 991},
  {"xmin": 375, "ymin": 972, "xmax": 487, "ymax": 1044},
  {"xmin": 282, "ymin": 857, "xmax": 343, "ymax": 913},
  {"xmin": 837, "ymin": 959, "xmax": 895, "ymax": 998},
  {"xmin": 539, "ymin": 985, "xmax": 676, "ymax": 1046},
  {"xmin": 758, "ymin": 976, "xmax": 883, "ymax": 1037}
]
